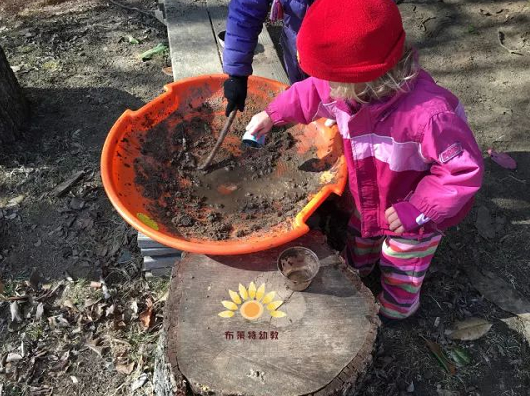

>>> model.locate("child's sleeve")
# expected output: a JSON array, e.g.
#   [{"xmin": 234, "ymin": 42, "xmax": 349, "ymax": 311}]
[
  {"xmin": 408, "ymin": 111, "xmax": 484, "ymax": 224},
  {"xmin": 265, "ymin": 78, "xmax": 333, "ymax": 125},
  {"xmin": 223, "ymin": 0, "xmax": 269, "ymax": 77}
]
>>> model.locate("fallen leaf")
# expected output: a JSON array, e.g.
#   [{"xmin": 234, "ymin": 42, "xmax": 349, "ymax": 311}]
[
  {"xmin": 126, "ymin": 35, "xmax": 140, "ymax": 44},
  {"xmin": 101, "ymin": 279, "xmax": 111, "ymax": 300},
  {"xmin": 90, "ymin": 281, "xmax": 102, "ymax": 289},
  {"xmin": 157, "ymin": 290, "xmax": 169, "ymax": 303},
  {"xmin": 466, "ymin": 264, "xmax": 530, "ymax": 316},
  {"xmin": 20, "ymin": 341, "xmax": 26, "ymax": 357},
  {"xmin": 7, "ymin": 195, "xmax": 24, "ymax": 207},
  {"xmin": 48, "ymin": 316, "xmax": 57, "ymax": 330},
  {"xmin": 10, "ymin": 301, "xmax": 22, "ymax": 323},
  {"xmin": 50, "ymin": 350, "xmax": 71, "ymax": 373},
  {"xmin": 140, "ymin": 43, "xmax": 168, "ymax": 61},
  {"xmin": 5, "ymin": 212, "xmax": 17, "ymax": 220},
  {"xmin": 423, "ymin": 338, "xmax": 456, "ymax": 375},
  {"xmin": 69, "ymin": 197, "xmax": 85, "ymax": 210},
  {"xmin": 83, "ymin": 298, "xmax": 100, "ymax": 309},
  {"xmin": 85, "ymin": 339, "xmax": 105, "ymax": 357},
  {"xmin": 488, "ymin": 149, "xmax": 517, "ymax": 169},
  {"xmin": 448, "ymin": 346, "xmax": 471, "ymax": 367},
  {"xmin": 162, "ymin": 66, "xmax": 172, "ymax": 76},
  {"xmin": 62, "ymin": 299, "xmax": 77, "ymax": 310},
  {"xmin": 139, "ymin": 306, "xmax": 154, "ymax": 330},
  {"xmin": 116, "ymin": 362, "xmax": 135, "ymax": 375},
  {"xmin": 131, "ymin": 373, "xmax": 148, "ymax": 391},
  {"xmin": 6, "ymin": 353, "xmax": 23, "ymax": 363},
  {"xmin": 475, "ymin": 206, "xmax": 495, "ymax": 239},
  {"xmin": 447, "ymin": 317, "xmax": 492, "ymax": 341},
  {"xmin": 35, "ymin": 303, "xmax": 44, "ymax": 321},
  {"xmin": 56, "ymin": 315, "xmax": 70, "ymax": 327}
]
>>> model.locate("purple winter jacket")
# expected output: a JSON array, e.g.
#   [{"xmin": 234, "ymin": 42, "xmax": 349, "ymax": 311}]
[{"xmin": 223, "ymin": 0, "xmax": 314, "ymax": 83}]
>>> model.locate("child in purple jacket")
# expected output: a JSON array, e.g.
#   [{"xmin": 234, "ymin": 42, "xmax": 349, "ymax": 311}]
[{"xmin": 245, "ymin": 0, "xmax": 484, "ymax": 320}]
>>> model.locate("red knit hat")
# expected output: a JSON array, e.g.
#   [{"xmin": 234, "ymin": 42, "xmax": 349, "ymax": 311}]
[{"xmin": 297, "ymin": 0, "xmax": 406, "ymax": 83}]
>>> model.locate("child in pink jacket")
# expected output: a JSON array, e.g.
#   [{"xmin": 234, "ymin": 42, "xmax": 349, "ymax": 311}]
[{"xmin": 245, "ymin": 0, "xmax": 484, "ymax": 320}]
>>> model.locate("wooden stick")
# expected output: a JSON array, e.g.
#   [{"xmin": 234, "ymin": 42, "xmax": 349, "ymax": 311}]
[{"xmin": 198, "ymin": 110, "xmax": 237, "ymax": 170}]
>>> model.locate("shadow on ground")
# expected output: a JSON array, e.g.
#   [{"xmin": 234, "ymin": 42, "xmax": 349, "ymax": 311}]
[{"xmin": 1, "ymin": 86, "xmax": 145, "ymax": 282}]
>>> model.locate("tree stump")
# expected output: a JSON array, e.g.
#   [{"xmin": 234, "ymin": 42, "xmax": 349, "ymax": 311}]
[
  {"xmin": 0, "ymin": 45, "xmax": 28, "ymax": 144},
  {"xmin": 155, "ymin": 231, "xmax": 379, "ymax": 396}
]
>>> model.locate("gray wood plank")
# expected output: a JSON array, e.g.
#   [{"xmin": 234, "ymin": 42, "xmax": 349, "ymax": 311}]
[
  {"xmin": 164, "ymin": 0, "xmax": 223, "ymax": 80},
  {"xmin": 168, "ymin": 232, "xmax": 377, "ymax": 396},
  {"xmin": 141, "ymin": 247, "xmax": 181, "ymax": 257},
  {"xmin": 254, "ymin": 27, "xmax": 289, "ymax": 85},
  {"xmin": 143, "ymin": 255, "xmax": 180, "ymax": 270}
]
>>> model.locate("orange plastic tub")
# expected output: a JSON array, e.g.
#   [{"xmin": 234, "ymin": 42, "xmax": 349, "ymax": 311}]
[{"xmin": 101, "ymin": 75, "xmax": 347, "ymax": 255}]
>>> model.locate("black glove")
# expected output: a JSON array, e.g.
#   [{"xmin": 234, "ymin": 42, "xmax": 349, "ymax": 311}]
[{"xmin": 223, "ymin": 75, "xmax": 248, "ymax": 116}]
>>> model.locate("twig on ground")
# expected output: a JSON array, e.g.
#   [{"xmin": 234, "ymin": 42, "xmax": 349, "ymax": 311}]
[
  {"xmin": 500, "ymin": 175, "xmax": 527, "ymax": 184},
  {"xmin": 428, "ymin": 295, "xmax": 443, "ymax": 310},
  {"xmin": 0, "ymin": 295, "xmax": 29, "ymax": 302},
  {"xmin": 498, "ymin": 31, "xmax": 523, "ymax": 55},
  {"xmin": 420, "ymin": 16, "xmax": 436, "ymax": 32},
  {"xmin": 508, "ymin": 174, "xmax": 527, "ymax": 184}
]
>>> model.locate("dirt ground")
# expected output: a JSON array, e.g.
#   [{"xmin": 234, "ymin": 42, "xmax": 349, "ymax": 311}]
[{"xmin": 0, "ymin": 0, "xmax": 529, "ymax": 395}]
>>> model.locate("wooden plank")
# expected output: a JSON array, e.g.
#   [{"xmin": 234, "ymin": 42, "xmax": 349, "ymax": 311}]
[
  {"xmin": 164, "ymin": 231, "xmax": 378, "ymax": 396},
  {"xmin": 206, "ymin": 0, "xmax": 289, "ymax": 84},
  {"xmin": 253, "ymin": 27, "xmax": 289, "ymax": 85},
  {"xmin": 164, "ymin": 0, "xmax": 223, "ymax": 80}
]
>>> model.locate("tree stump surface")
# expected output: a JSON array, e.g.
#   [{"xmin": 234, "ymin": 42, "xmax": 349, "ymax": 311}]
[
  {"xmin": 155, "ymin": 231, "xmax": 378, "ymax": 396},
  {"xmin": 0, "ymin": 45, "xmax": 28, "ymax": 144}
]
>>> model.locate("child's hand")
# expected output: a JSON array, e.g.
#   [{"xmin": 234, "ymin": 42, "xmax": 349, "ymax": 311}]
[
  {"xmin": 245, "ymin": 111, "xmax": 273, "ymax": 138},
  {"xmin": 385, "ymin": 206, "xmax": 405, "ymax": 235}
]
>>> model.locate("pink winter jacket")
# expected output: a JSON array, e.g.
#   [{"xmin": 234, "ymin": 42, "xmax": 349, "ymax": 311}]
[{"xmin": 266, "ymin": 70, "xmax": 484, "ymax": 238}]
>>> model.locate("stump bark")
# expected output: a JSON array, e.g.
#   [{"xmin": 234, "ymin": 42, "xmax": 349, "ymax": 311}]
[
  {"xmin": 155, "ymin": 231, "xmax": 379, "ymax": 396},
  {"xmin": 0, "ymin": 45, "xmax": 28, "ymax": 144}
]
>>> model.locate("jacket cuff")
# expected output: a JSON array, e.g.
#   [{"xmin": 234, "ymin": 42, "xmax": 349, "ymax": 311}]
[
  {"xmin": 222, "ymin": 64, "xmax": 252, "ymax": 77},
  {"xmin": 408, "ymin": 195, "xmax": 445, "ymax": 224},
  {"xmin": 265, "ymin": 103, "xmax": 286, "ymax": 125},
  {"xmin": 393, "ymin": 201, "xmax": 430, "ymax": 232}
]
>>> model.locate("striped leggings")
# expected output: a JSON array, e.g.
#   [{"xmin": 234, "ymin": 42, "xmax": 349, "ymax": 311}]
[{"xmin": 343, "ymin": 212, "xmax": 442, "ymax": 319}]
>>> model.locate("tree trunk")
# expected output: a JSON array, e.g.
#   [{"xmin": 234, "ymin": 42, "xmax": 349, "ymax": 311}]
[
  {"xmin": 155, "ymin": 231, "xmax": 378, "ymax": 396},
  {"xmin": 0, "ymin": 45, "xmax": 28, "ymax": 144}
]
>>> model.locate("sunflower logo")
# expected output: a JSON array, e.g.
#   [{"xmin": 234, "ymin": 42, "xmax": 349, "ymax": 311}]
[{"xmin": 218, "ymin": 282, "xmax": 286, "ymax": 320}]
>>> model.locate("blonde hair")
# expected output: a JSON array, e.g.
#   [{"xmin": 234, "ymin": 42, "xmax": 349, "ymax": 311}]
[{"xmin": 329, "ymin": 43, "xmax": 419, "ymax": 103}]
